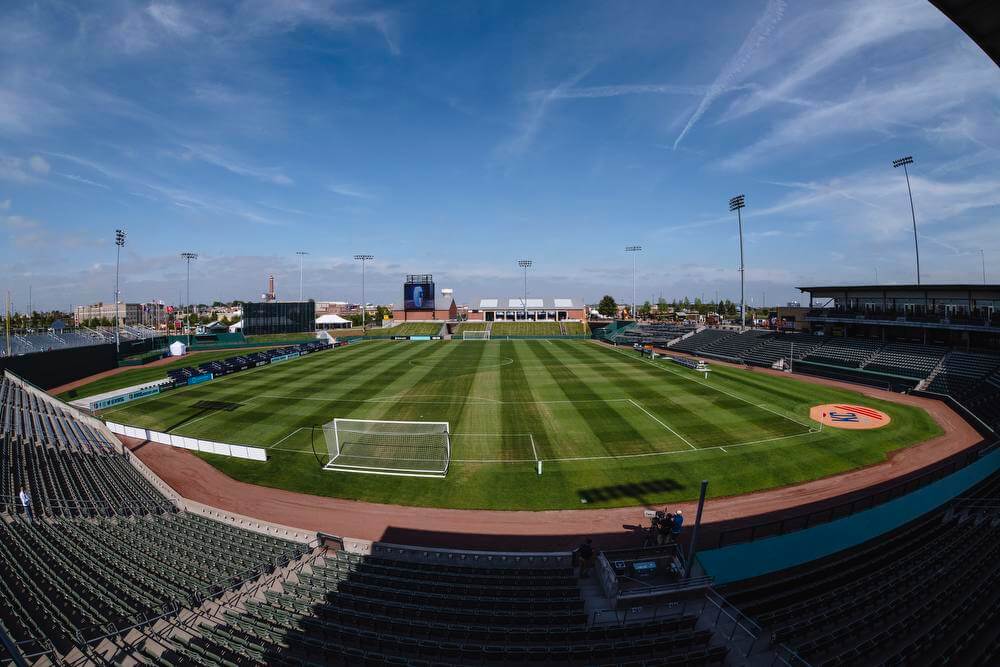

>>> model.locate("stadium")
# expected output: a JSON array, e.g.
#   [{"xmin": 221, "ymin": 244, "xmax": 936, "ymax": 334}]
[{"xmin": 1, "ymin": 1, "xmax": 1000, "ymax": 666}]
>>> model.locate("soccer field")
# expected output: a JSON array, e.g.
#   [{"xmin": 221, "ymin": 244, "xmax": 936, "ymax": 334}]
[{"xmin": 101, "ymin": 339, "xmax": 941, "ymax": 509}]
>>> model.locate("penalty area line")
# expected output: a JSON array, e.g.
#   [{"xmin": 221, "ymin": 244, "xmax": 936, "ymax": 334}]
[{"xmin": 628, "ymin": 398, "xmax": 696, "ymax": 450}]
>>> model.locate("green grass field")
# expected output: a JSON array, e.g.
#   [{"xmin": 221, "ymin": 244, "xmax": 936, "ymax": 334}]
[
  {"xmin": 491, "ymin": 322, "xmax": 562, "ymax": 336},
  {"xmin": 99, "ymin": 340, "xmax": 940, "ymax": 510},
  {"xmin": 366, "ymin": 323, "xmax": 443, "ymax": 337}
]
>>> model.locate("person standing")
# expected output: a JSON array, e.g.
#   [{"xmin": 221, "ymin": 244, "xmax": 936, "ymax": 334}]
[
  {"xmin": 577, "ymin": 538, "xmax": 594, "ymax": 579},
  {"xmin": 19, "ymin": 487, "xmax": 33, "ymax": 524},
  {"xmin": 671, "ymin": 510, "xmax": 683, "ymax": 543}
]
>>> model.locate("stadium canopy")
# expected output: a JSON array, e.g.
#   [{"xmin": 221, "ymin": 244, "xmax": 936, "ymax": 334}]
[
  {"xmin": 316, "ymin": 313, "xmax": 352, "ymax": 329},
  {"xmin": 930, "ymin": 0, "xmax": 1000, "ymax": 66}
]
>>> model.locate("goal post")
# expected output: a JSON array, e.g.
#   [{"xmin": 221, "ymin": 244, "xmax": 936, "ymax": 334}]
[
  {"xmin": 462, "ymin": 330, "xmax": 490, "ymax": 340},
  {"xmin": 320, "ymin": 418, "xmax": 451, "ymax": 477}
]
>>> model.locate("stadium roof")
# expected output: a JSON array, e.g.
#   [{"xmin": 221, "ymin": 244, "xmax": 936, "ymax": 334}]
[
  {"xmin": 930, "ymin": 0, "xmax": 1000, "ymax": 66},
  {"xmin": 798, "ymin": 284, "xmax": 1000, "ymax": 292},
  {"xmin": 477, "ymin": 297, "xmax": 582, "ymax": 310}
]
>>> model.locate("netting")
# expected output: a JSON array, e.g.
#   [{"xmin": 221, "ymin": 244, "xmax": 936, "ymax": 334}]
[
  {"xmin": 462, "ymin": 330, "xmax": 490, "ymax": 340},
  {"xmin": 321, "ymin": 418, "xmax": 450, "ymax": 477}
]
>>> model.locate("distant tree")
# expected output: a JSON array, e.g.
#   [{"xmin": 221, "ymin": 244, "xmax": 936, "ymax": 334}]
[
  {"xmin": 597, "ymin": 295, "xmax": 617, "ymax": 318},
  {"xmin": 99, "ymin": 317, "xmax": 112, "ymax": 327},
  {"xmin": 639, "ymin": 301, "xmax": 652, "ymax": 318}
]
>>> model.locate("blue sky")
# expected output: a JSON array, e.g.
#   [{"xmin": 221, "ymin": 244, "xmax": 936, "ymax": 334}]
[{"xmin": 1, "ymin": 0, "xmax": 998, "ymax": 312}]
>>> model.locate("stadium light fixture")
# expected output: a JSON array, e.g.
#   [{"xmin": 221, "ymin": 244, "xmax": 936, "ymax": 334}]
[
  {"xmin": 296, "ymin": 251, "xmax": 309, "ymax": 301},
  {"xmin": 728, "ymin": 194, "xmax": 747, "ymax": 331},
  {"xmin": 180, "ymin": 252, "xmax": 198, "ymax": 332},
  {"xmin": 625, "ymin": 246, "xmax": 642, "ymax": 321},
  {"xmin": 892, "ymin": 156, "xmax": 920, "ymax": 285},
  {"xmin": 114, "ymin": 229, "xmax": 126, "ymax": 354},
  {"xmin": 981, "ymin": 249, "xmax": 987, "ymax": 286},
  {"xmin": 354, "ymin": 254, "xmax": 374, "ymax": 329},
  {"xmin": 518, "ymin": 260, "xmax": 533, "ymax": 321}
]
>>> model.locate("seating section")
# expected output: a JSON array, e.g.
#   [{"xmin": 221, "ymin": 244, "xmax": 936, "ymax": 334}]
[
  {"xmin": 165, "ymin": 340, "xmax": 332, "ymax": 386},
  {"xmin": 670, "ymin": 328, "xmax": 736, "ymax": 355},
  {"xmin": 1, "ymin": 378, "xmax": 170, "ymax": 517},
  {"xmin": 720, "ymin": 472, "xmax": 1000, "ymax": 666},
  {"xmin": 561, "ymin": 321, "xmax": 590, "ymax": 336},
  {"xmin": 452, "ymin": 322, "xmax": 488, "ymax": 335},
  {"xmin": 0, "ymin": 373, "xmax": 311, "ymax": 663},
  {"xmin": 1, "ymin": 326, "xmax": 160, "ymax": 357},
  {"xmin": 0, "ymin": 514, "xmax": 306, "ymax": 654},
  {"xmin": 696, "ymin": 330, "xmax": 772, "ymax": 361},
  {"xmin": 741, "ymin": 335, "xmax": 825, "ymax": 367},
  {"xmin": 927, "ymin": 351, "xmax": 1000, "ymax": 398},
  {"xmin": 154, "ymin": 549, "xmax": 727, "ymax": 666},
  {"xmin": 801, "ymin": 338, "xmax": 883, "ymax": 369},
  {"xmin": 609, "ymin": 323, "xmax": 694, "ymax": 347},
  {"xmin": 861, "ymin": 342, "xmax": 946, "ymax": 379}
]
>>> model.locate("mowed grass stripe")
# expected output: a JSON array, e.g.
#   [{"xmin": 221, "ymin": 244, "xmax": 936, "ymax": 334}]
[
  {"xmin": 524, "ymin": 340, "xmax": 654, "ymax": 458},
  {"xmin": 187, "ymin": 341, "xmax": 422, "ymax": 444},
  {"xmin": 497, "ymin": 342, "xmax": 560, "ymax": 461},
  {"xmin": 565, "ymin": 342, "xmax": 800, "ymax": 447},
  {"xmin": 457, "ymin": 342, "xmax": 531, "ymax": 461}
]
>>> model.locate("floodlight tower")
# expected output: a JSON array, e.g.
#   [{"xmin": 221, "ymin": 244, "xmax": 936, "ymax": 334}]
[
  {"xmin": 180, "ymin": 252, "xmax": 198, "ymax": 331},
  {"xmin": 729, "ymin": 194, "xmax": 747, "ymax": 330},
  {"xmin": 518, "ymin": 260, "xmax": 533, "ymax": 321},
  {"xmin": 981, "ymin": 249, "xmax": 987, "ymax": 285},
  {"xmin": 114, "ymin": 229, "xmax": 126, "ymax": 354},
  {"xmin": 892, "ymin": 156, "xmax": 920, "ymax": 285},
  {"xmin": 296, "ymin": 251, "xmax": 309, "ymax": 301},
  {"xmin": 354, "ymin": 254, "xmax": 374, "ymax": 329},
  {"xmin": 625, "ymin": 246, "xmax": 642, "ymax": 320}
]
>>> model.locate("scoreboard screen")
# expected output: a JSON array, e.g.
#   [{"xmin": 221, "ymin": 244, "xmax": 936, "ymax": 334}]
[{"xmin": 404, "ymin": 281, "xmax": 435, "ymax": 310}]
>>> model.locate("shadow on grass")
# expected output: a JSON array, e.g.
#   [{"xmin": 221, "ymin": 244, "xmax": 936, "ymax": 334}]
[{"xmin": 577, "ymin": 478, "xmax": 683, "ymax": 506}]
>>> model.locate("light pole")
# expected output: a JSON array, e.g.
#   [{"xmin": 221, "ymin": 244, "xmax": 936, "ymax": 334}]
[
  {"xmin": 354, "ymin": 254, "xmax": 374, "ymax": 329},
  {"xmin": 729, "ymin": 194, "xmax": 747, "ymax": 330},
  {"xmin": 114, "ymin": 229, "xmax": 126, "ymax": 354},
  {"xmin": 296, "ymin": 251, "xmax": 309, "ymax": 301},
  {"xmin": 518, "ymin": 260, "xmax": 533, "ymax": 321},
  {"xmin": 180, "ymin": 252, "xmax": 198, "ymax": 333},
  {"xmin": 625, "ymin": 246, "xmax": 642, "ymax": 320},
  {"xmin": 981, "ymin": 249, "xmax": 987, "ymax": 285},
  {"xmin": 893, "ymin": 156, "xmax": 921, "ymax": 285}
]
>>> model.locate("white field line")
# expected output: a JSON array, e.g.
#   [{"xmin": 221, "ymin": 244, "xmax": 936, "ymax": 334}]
[
  {"xmin": 529, "ymin": 433, "xmax": 539, "ymax": 461},
  {"xmin": 602, "ymin": 342, "xmax": 816, "ymax": 431},
  {"xmin": 270, "ymin": 427, "xmax": 304, "ymax": 448},
  {"xmin": 254, "ymin": 393, "xmax": 632, "ymax": 407},
  {"xmin": 267, "ymin": 429, "xmax": 822, "ymax": 462},
  {"xmin": 97, "ymin": 342, "xmax": 374, "ymax": 416},
  {"xmin": 628, "ymin": 398, "xmax": 696, "ymax": 450}
]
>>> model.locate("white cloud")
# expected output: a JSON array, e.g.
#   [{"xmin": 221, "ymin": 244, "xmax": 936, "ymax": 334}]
[
  {"xmin": 29, "ymin": 155, "xmax": 50, "ymax": 175},
  {"xmin": 146, "ymin": 2, "xmax": 197, "ymax": 38},
  {"xmin": 0, "ymin": 199, "xmax": 9, "ymax": 210},
  {"xmin": 176, "ymin": 143, "xmax": 293, "ymax": 186},
  {"xmin": 499, "ymin": 69, "xmax": 591, "ymax": 158},
  {"xmin": 673, "ymin": 0, "xmax": 786, "ymax": 148},
  {"xmin": 328, "ymin": 184, "xmax": 375, "ymax": 200}
]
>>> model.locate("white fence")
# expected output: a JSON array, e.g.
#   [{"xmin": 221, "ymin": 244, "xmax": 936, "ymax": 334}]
[{"xmin": 105, "ymin": 421, "xmax": 267, "ymax": 461}]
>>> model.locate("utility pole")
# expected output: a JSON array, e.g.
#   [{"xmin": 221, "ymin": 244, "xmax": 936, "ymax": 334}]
[
  {"xmin": 114, "ymin": 230, "xmax": 126, "ymax": 354},
  {"xmin": 729, "ymin": 194, "xmax": 747, "ymax": 330},
  {"xmin": 296, "ymin": 251, "xmax": 309, "ymax": 301},
  {"xmin": 625, "ymin": 246, "xmax": 642, "ymax": 320},
  {"xmin": 180, "ymin": 252, "xmax": 198, "ymax": 334},
  {"xmin": 518, "ymin": 260, "xmax": 533, "ymax": 321},
  {"xmin": 354, "ymin": 255, "xmax": 374, "ymax": 329},
  {"xmin": 893, "ymin": 156, "xmax": 920, "ymax": 284}
]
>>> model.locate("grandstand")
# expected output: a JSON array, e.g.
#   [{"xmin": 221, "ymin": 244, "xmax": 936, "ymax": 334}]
[
  {"xmin": 490, "ymin": 321, "xmax": 562, "ymax": 336},
  {"xmin": 720, "ymin": 470, "xmax": 1000, "ymax": 665},
  {"xmin": 1, "ymin": 325, "xmax": 162, "ymax": 358}
]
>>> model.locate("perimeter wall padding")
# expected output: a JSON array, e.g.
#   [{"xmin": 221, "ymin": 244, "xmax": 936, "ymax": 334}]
[{"xmin": 697, "ymin": 448, "xmax": 1000, "ymax": 585}]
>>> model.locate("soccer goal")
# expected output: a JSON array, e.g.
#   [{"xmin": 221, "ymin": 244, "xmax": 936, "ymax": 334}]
[
  {"xmin": 319, "ymin": 418, "xmax": 451, "ymax": 477},
  {"xmin": 462, "ymin": 330, "xmax": 490, "ymax": 340}
]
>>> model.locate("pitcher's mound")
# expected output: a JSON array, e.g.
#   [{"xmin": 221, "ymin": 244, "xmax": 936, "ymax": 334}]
[{"xmin": 811, "ymin": 404, "xmax": 891, "ymax": 430}]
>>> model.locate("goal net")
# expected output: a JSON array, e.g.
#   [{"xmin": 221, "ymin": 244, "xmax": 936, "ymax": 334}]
[
  {"xmin": 462, "ymin": 330, "xmax": 490, "ymax": 340},
  {"xmin": 320, "ymin": 418, "xmax": 451, "ymax": 477}
]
